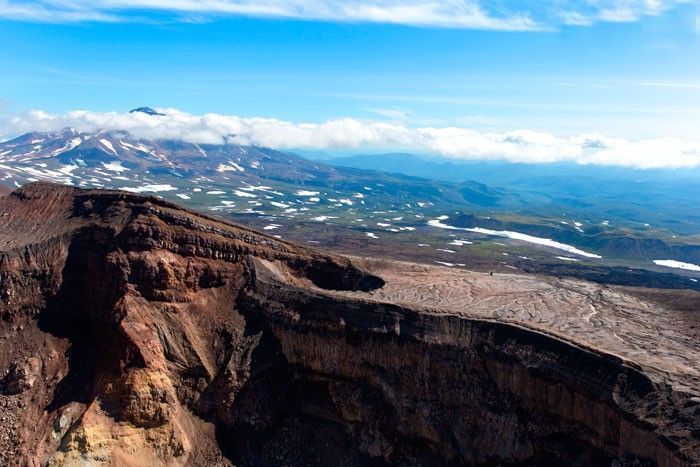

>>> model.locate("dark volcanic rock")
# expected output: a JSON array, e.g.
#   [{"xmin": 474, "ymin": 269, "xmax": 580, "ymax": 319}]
[
  {"xmin": 0, "ymin": 182, "xmax": 697, "ymax": 466},
  {"xmin": 0, "ymin": 358, "xmax": 40, "ymax": 395}
]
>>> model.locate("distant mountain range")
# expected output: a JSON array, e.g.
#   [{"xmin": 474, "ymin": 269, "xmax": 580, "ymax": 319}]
[
  {"xmin": 0, "ymin": 128, "xmax": 514, "ymax": 211},
  {"xmin": 1, "ymin": 128, "xmax": 699, "ymax": 271},
  {"xmin": 326, "ymin": 153, "xmax": 700, "ymax": 235},
  {"xmin": 325, "ymin": 152, "xmax": 700, "ymax": 183}
]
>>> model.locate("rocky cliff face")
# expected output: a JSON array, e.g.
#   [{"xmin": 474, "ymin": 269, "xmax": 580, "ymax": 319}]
[{"xmin": 0, "ymin": 183, "xmax": 697, "ymax": 466}]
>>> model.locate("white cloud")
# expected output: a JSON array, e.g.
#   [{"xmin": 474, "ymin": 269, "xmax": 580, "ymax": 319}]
[
  {"xmin": 559, "ymin": 0, "xmax": 692, "ymax": 25},
  {"xmin": 0, "ymin": 0, "xmax": 692, "ymax": 29},
  {"xmin": 560, "ymin": 11, "xmax": 594, "ymax": 26},
  {"xmin": 2, "ymin": 108, "xmax": 700, "ymax": 169},
  {"xmin": 0, "ymin": 0, "xmax": 539, "ymax": 30},
  {"xmin": 0, "ymin": 0, "xmax": 119, "ymax": 22},
  {"xmin": 365, "ymin": 108, "xmax": 413, "ymax": 120}
]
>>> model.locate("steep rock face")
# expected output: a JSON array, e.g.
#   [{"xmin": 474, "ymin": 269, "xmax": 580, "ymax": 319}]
[
  {"xmin": 0, "ymin": 183, "xmax": 697, "ymax": 466},
  {"xmin": 0, "ymin": 183, "xmax": 380, "ymax": 466},
  {"xmin": 246, "ymin": 262, "xmax": 698, "ymax": 466}
]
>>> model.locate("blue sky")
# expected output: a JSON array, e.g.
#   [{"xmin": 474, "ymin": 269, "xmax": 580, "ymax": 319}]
[{"xmin": 0, "ymin": 1, "xmax": 699, "ymax": 167}]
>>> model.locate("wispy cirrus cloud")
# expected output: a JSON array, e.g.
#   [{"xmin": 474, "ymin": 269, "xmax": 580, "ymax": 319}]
[
  {"xmin": 0, "ymin": 0, "xmax": 693, "ymax": 29},
  {"xmin": 0, "ymin": 0, "xmax": 119, "ymax": 22},
  {"xmin": 2, "ymin": 107, "xmax": 699, "ymax": 169},
  {"xmin": 559, "ymin": 0, "xmax": 692, "ymax": 25},
  {"xmin": 365, "ymin": 107, "xmax": 415, "ymax": 120},
  {"xmin": 0, "ymin": 0, "xmax": 538, "ymax": 30}
]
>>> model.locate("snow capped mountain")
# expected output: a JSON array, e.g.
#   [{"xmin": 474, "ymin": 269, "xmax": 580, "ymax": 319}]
[
  {"xmin": 0, "ymin": 129, "xmax": 485, "ymax": 210},
  {"xmin": 129, "ymin": 106, "xmax": 166, "ymax": 116},
  {"xmin": 0, "ymin": 128, "xmax": 336, "ymax": 189}
]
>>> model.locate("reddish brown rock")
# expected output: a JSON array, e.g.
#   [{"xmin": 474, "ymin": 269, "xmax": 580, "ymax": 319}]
[{"xmin": 0, "ymin": 182, "xmax": 697, "ymax": 466}]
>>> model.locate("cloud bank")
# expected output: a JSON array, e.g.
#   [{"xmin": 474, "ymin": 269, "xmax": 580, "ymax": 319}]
[
  {"xmin": 3, "ymin": 108, "xmax": 699, "ymax": 169},
  {"xmin": 0, "ymin": 0, "xmax": 692, "ymax": 29}
]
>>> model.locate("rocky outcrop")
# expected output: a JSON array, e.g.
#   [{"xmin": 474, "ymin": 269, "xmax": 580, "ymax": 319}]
[{"xmin": 0, "ymin": 183, "xmax": 697, "ymax": 466}]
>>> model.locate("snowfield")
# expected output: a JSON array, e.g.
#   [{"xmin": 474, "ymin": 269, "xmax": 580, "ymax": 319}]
[
  {"xmin": 653, "ymin": 260, "xmax": 700, "ymax": 272},
  {"xmin": 427, "ymin": 218, "xmax": 601, "ymax": 259}
]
